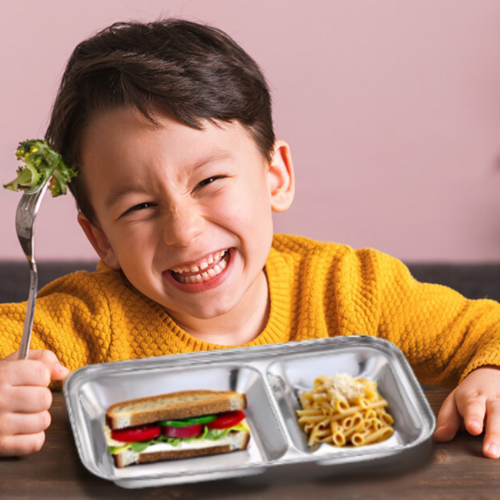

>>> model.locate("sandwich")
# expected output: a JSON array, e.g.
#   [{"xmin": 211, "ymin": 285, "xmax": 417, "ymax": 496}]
[{"xmin": 104, "ymin": 390, "xmax": 250, "ymax": 468}]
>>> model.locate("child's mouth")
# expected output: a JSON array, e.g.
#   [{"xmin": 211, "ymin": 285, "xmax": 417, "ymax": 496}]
[{"xmin": 169, "ymin": 249, "xmax": 230, "ymax": 284}]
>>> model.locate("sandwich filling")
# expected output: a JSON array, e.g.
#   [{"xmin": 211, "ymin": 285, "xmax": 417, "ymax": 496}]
[{"xmin": 106, "ymin": 410, "xmax": 249, "ymax": 455}]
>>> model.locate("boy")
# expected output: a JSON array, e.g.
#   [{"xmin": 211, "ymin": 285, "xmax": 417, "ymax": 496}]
[{"xmin": 1, "ymin": 19, "xmax": 499, "ymax": 460}]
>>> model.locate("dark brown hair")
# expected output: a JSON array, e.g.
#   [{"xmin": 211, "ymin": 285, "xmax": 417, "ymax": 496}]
[{"xmin": 45, "ymin": 19, "xmax": 275, "ymax": 224}]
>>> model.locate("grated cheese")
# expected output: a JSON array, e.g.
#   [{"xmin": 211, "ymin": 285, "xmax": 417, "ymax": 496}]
[{"xmin": 315, "ymin": 374, "xmax": 364, "ymax": 401}]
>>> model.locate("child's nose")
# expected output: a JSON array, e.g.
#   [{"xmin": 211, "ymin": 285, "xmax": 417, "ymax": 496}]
[{"xmin": 162, "ymin": 205, "xmax": 205, "ymax": 247}]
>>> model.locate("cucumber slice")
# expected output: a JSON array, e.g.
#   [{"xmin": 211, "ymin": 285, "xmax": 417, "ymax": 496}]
[{"xmin": 159, "ymin": 414, "xmax": 217, "ymax": 427}]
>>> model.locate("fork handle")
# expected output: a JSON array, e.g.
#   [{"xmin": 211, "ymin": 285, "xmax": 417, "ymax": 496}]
[{"xmin": 18, "ymin": 264, "xmax": 38, "ymax": 360}]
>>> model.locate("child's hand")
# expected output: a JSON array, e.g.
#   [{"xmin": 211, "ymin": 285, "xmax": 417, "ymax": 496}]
[
  {"xmin": 433, "ymin": 366, "xmax": 500, "ymax": 458},
  {"xmin": 0, "ymin": 349, "xmax": 70, "ymax": 456}
]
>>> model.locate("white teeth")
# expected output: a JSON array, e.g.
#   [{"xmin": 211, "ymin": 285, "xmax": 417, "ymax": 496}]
[{"xmin": 171, "ymin": 249, "xmax": 229, "ymax": 283}]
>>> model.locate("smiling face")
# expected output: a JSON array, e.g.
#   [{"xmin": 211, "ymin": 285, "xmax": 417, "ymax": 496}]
[{"xmin": 78, "ymin": 108, "xmax": 294, "ymax": 343}]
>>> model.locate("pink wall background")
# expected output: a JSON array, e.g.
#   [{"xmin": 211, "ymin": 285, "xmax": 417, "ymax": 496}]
[{"xmin": 2, "ymin": 0, "xmax": 500, "ymax": 263}]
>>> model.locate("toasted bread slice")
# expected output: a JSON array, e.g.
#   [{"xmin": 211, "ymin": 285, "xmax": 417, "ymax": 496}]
[
  {"xmin": 112, "ymin": 429, "xmax": 250, "ymax": 468},
  {"xmin": 106, "ymin": 390, "xmax": 247, "ymax": 430}
]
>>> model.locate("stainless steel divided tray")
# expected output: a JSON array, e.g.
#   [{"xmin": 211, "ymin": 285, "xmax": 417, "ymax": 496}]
[{"xmin": 64, "ymin": 336, "xmax": 436, "ymax": 488}]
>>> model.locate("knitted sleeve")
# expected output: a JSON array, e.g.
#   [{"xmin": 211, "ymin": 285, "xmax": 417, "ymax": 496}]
[
  {"xmin": 350, "ymin": 248, "xmax": 500, "ymax": 388},
  {"xmin": 0, "ymin": 271, "xmax": 113, "ymax": 372}
]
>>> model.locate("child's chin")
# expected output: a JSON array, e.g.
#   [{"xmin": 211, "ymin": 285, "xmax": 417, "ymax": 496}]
[
  {"xmin": 166, "ymin": 295, "xmax": 239, "ymax": 322},
  {"xmin": 189, "ymin": 302, "xmax": 236, "ymax": 320}
]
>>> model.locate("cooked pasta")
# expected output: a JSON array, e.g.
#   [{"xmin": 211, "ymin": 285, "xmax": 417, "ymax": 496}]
[{"xmin": 296, "ymin": 374, "xmax": 395, "ymax": 447}]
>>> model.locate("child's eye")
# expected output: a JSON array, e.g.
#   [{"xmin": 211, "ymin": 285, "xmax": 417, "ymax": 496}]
[
  {"xmin": 196, "ymin": 176, "xmax": 224, "ymax": 190},
  {"xmin": 121, "ymin": 202, "xmax": 155, "ymax": 218}
]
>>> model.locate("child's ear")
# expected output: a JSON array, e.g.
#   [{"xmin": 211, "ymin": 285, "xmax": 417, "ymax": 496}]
[
  {"xmin": 77, "ymin": 213, "xmax": 121, "ymax": 270},
  {"xmin": 268, "ymin": 140, "xmax": 295, "ymax": 213}
]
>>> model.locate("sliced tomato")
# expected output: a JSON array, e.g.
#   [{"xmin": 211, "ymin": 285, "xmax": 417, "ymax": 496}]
[
  {"xmin": 111, "ymin": 424, "xmax": 161, "ymax": 443},
  {"xmin": 207, "ymin": 410, "xmax": 246, "ymax": 430},
  {"xmin": 163, "ymin": 423, "xmax": 203, "ymax": 438}
]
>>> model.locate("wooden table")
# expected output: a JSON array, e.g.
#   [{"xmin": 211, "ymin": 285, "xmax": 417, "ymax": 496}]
[{"xmin": 0, "ymin": 389, "xmax": 499, "ymax": 499}]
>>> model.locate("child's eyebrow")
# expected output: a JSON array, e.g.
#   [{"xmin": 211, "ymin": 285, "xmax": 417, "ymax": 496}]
[
  {"xmin": 104, "ymin": 185, "xmax": 146, "ymax": 210},
  {"xmin": 103, "ymin": 151, "xmax": 234, "ymax": 209},
  {"xmin": 190, "ymin": 150, "xmax": 233, "ymax": 172}
]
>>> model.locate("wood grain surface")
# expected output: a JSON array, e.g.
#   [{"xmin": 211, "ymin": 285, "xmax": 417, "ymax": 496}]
[{"xmin": 0, "ymin": 389, "xmax": 499, "ymax": 500}]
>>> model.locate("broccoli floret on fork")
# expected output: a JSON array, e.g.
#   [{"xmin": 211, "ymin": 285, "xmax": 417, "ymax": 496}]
[{"xmin": 4, "ymin": 139, "xmax": 77, "ymax": 196}]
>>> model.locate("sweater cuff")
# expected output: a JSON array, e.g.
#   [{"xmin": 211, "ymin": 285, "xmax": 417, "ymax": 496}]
[{"xmin": 460, "ymin": 353, "xmax": 500, "ymax": 382}]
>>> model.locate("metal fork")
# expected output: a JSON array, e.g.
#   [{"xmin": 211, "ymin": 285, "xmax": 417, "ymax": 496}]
[{"xmin": 15, "ymin": 182, "xmax": 49, "ymax": 360}]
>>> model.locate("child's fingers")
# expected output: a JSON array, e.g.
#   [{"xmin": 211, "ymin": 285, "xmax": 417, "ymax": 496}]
[
  {"xmin": 0, "ymin": 410, "xmax": 51, "ymax": 436},
  {"xmin": 1, "ymin": 350, "xmax": 70, "ymax": 382},
  {"xmin": 458, "ymin": 396, "xmax": 485, "ymax": 436},
  {"xmin": 0, "ymin": 360, "xmax": 51, "ymax": 387},
  {"xmin": 3, "ymin": 349, "xmax": 48, "ymax": 361},
  {"xmin": 483, "ymin": 400, "xmax": 500, "ymax": 459},
  {"xmin": 26, "ymin": 350, "xmax": 70, "ymax": 379},
  {"xmin": 433, "ymin": 392, "xmax": 461, "ymax": 442},
  {"xmin": 50, "ymin": 362, "xmax": 71, "ymax": 381},
  {"xmin": 2, "ymin": 386, "xmax": 52, "ymax": 413},
  {"xmin": 0, "ymin": 431, "xmax": 46, "ymax": 457},
  {"xmin": 31, "ymin": 350, "xmax": 71, "ymax": 380},
  {"xmin": 1, "ymin": 351, "xmax": 20, "ymax": 361}
]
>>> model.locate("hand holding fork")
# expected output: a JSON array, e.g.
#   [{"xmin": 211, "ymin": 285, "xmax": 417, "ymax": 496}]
[
  {"xmin": 0, "ymin": 182, "xmax": 70, "ymax": 456},
  {"xmin": 0, "ymin": 139, "xmax": 74, "ymax": 456}
]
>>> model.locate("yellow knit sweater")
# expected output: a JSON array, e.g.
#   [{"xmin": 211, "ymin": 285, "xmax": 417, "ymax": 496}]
[{"xmin": 1, "ymin": 234, "xmax": 500, "ymax": 388}]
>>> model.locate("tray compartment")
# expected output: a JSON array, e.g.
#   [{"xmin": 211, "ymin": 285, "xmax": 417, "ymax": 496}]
[
  {"xmin": 67, "ymin": 361, "xmax": 288, "ymax": 481},
  {"xmin": 266, "ymin": 345, "xmax": 427, "ymax": 459}
]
